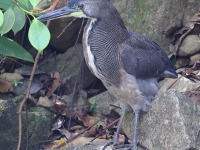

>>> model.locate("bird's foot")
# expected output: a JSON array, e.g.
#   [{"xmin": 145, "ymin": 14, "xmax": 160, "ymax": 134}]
[
  {"xmin": 102, "ymin": 141, "xmax": 138, "ymax": 150},
  {"xmin": 113, "ymin": 144, "xmax": 132, "ymax": 149},
  {"xmin": 101, "ymin": 141, "xmax": 113, "ymax": 150},
  {"xmin": 112, "ymin": 143, "xmax": 138, "ymax": 150},
  {"xmin": 102, "ymin": 140, "xmax": 122, "ymax": 150}
]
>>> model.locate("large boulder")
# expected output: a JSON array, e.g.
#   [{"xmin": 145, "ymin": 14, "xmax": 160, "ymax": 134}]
[
  {"xmin": 122, "ymin": 75, "xmax": 200, "ymax": 150},
  {"xmin": 111, "ymin": 0, "xmax": 200, "ymax": 53},
  {"xmin": 139, "ymin": 90, "xmax": 200, "ymax": 150},
  {"xmin": 178, "ymin": 35, "xmax": 200, "ymax": 57}
]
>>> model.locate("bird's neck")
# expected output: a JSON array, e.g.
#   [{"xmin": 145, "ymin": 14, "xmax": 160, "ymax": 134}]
[
  {"xmin": 83, "ymin": 17, "xmax": 129, "ymax": 48},
  {"xmin": 92, "ymin": 16, "xmax": 129, "ymax": 41},
  {"xmin": 82, "ymin": 17, "xmax": 129, "ymax": 85}
]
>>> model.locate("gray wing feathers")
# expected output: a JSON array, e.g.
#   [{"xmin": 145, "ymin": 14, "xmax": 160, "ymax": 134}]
[{"xmin": 121, "ymin": 32, "xmax": 177, "ymax": 79}]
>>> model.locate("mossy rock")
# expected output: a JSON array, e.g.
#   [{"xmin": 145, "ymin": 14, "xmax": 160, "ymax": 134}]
[{"xmin": 0, "ymin": 100, "xmax": 53, "ymax": 150}]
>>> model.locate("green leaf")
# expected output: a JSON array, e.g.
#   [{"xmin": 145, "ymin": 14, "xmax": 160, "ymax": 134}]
[
  {"xmin": 0, "ymin": 36, "xmax": 34, "ymax": 62},
  {"xmin": 0, "ymin": 8, "xmax": 15, "ymax": 36},
  {"xmin": 17, "ymin": 0, "xmax": 29, "ymax": 8},
  {"xmin": 0, "ymin": 0, "xmax": 13, "ymax": 10},
  {"xmin": 0, "ymin": 10, "xmax": 3, "ymax": 27},
  {"xmin": 29, "ymin": 0, "xmax": 41, "ymax": 8},
  {"xmin": 18, "ymin": 0, "xmax": 33, "ymax": 10},
  {"xmin": 12, "ymin": 6, "xmax": 26, "ymax": 35},
  {"xmin": 28, "ymin": 18, "xmax": 50, "ymax": 53}
]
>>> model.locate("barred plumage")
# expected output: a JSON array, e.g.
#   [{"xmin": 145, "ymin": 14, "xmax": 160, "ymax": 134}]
[{"xmin": 37, "ymin": 0, "xmax": 178, "ymax": 149}]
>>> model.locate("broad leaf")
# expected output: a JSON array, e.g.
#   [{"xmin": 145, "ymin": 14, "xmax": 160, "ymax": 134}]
[
  {"xmin": 0, "ymin": 0, "xmax": 13, "ymax": 10},
  {"xmin": 28, "ymin": 18, "xmax": 50, "ymax": 53},
  {"xmin": 0, "ymin": 36, "xmax": 34, "ymax": 62},
  {"xmin": 12, "ymin": 6, "xmax": 26, "ymax": 35},
  {"xmin": 0, "ymin": 10, "xmax": 3, "ymax": 27},
  {"xmin": 18, "ymin": 0, "xmax": 33, "ymax": 10},
  {"xmin": 0, "ymin": 8, "xmax": 15, "ymax": 36},
  {"xmin": 29, "ymin": 0, "xmax": 41, "ymax": 8},
  {"xmin": 17, "ymin": 0, "xmax": 29, "ymax": 8}
]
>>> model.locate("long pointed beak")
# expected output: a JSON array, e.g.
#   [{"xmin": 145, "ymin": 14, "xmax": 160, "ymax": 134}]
[{"xmin": 37, "ymin": 6, "xmax": 84, "ymax": 22}]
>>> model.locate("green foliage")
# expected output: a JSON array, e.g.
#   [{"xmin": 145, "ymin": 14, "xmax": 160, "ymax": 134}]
[
  {"xmin": 12, "ymin": 80, "xmax": 23, "ymax": 87},
  {"xmin": 18, "ymin": 0, "xmax": 30, "ymax": 8},
  {"xmin": 0, "ymin": 0, "xmax": 51, "ymax": 61},
  {"xmin": 28, "ymin": 18, "xmax": 50, "ymax": 53},
  {"xmin": 0, "ymin": 0, "xmax": 13, "ymax": 10},
  {"xmin": 89, "ymin": 99, "xmax": 97, "ymax": 113},
  {"xmin": 0, "ymin": 8, "xmax": 15, "ymax": 36},
  {"xmin": 0, "ymin": 10, "xmax": 3, "ymax": 27},
  {"xmin": 12, "ymin": 6, "xmax": 26, "ymax": 35},
  {"xmin": 29, "ymin": 0, "xmax": 41, "ymax": 8},
  {"xmin": 17, "ymin": 0, "xmax": 33, "ymax": 10},
  {"xmin": 0, "ymin": 36, "xmax": 34, "ymax": 62}
]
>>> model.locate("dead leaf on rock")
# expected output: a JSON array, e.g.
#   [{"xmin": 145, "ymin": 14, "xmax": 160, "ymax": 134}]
[
  {"xmin": 166, "ymin": 10, "xmax": 200, "ymax": 55},
  {"xmin": 45, "ymin": 137, "xmax": 67, "ymax": 149},
  {"xmin": 58, "ymin": 128, "xmax": 71, "ymax": 139},
  {"xmin": 14, "ymin": 66, "xmax": 45, "ymax": 75},
  {"xmin": 65, "ymin": 137, "xmax": 107, "ymax": 148},
  {"xmin": 70, "ymin": 125, "xmax": 83, "ymax": 132},
  {"xmin": 163, "ymin": 25, "xmax": 182, "ymax": 37},
  {"xmin": 46, "ymin": 72, "xmax": 61, "ymax": 97},
  {"xmin": 0, "ymin": 73, "xmax": 23, "ymax": 82},
  {"xmin": 37, "ymin": 96, "xmax": 53, "ymax": 108},
  {"xmin": 53, "ymin": 100, "xmax": 69, "ymax": 116},
  {"xmin": 185, "ymin": 90, "xmax": 200, "ymax": 105},
  {"xmin": 185, "ymin": 11, "xmax": 200, "ymax": 28},
  {"xmin": 51, "ymin": 116, "xmax": 65, "ymax": 131},
  {"xmin": 0, "ymin": 79, "xmax": 14, "ymax": 93}
]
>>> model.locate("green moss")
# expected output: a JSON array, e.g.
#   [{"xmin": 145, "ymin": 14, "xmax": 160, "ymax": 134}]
[
  {"xmin": 0, "ymin": 102, "xmax": 53, "ymax": 150},
  {"xmin": 132, "ymin": 0, "xmax": 152, "ymax": 31}
]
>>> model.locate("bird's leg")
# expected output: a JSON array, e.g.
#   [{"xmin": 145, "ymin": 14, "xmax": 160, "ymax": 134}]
[
  {"xmin": 128, "ymin": 110, "xmax": 140, "ymax": 150},
  {"xmin": 102, "ymin": 103, "xmax": 125, "ymax": 149},
  {"xmin": 113, "ymin": 102, "xmax": 125, "ymax": 144}
]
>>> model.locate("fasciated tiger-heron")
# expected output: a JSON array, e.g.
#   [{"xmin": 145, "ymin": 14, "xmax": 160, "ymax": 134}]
[{"xmin": 38, "ymin": 0, "xmax": 177, "ymax": 149}]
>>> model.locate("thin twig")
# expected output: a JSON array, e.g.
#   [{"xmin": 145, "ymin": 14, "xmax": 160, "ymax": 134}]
[
  {"xmin": 25, "ymin": 103, "xmax": 29, "ymax": 150},
  {"xmin": 166, "ymin": 75, "xmax": 182, "ymax": 90},
  {"xmin": 110, "ymin": 104, "xmax": 121, "ymax": 109},
  {"xmin": 57, "ymin": 18, "xmax": 77, "ymax": 38},
  {"xmin": 16, "ymin": 4, "xmax": 58, "ymax": 149},
  {"xmin": 43, "ymin": 0, "xmax": 60, "ymax": 13},
  {"xmin": 17, "ymin": 52, "xmax": 40, "ymax": 150},
  {"xmin": 57, "ymin": 116, "xmax": 104, "ymax": 149},
  {"xmin": 67, "ymin": 18, "xmax": 85, "ymax": 130},
  {"xmin": 90, "ymin": 118, "xmax": 120, "ymax": 142},
  {"xmin": 175, "ymin": 28, "xmax": 192, "ymax": 54}
]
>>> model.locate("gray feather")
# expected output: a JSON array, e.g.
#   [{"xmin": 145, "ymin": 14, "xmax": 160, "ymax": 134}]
[{"xmin": 121, "ymin": 32, "xmax": 177, "ymax": 79}]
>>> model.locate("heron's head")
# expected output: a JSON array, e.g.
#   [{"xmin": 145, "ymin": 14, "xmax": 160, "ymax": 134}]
[{"xmin": 38, "ymin": 0, "xmax": 112, "ymax": 21}]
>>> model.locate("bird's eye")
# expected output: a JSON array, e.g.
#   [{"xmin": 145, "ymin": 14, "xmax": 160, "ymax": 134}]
[{"xmin": 77, "ymin": 4, "xmax": 84, "ymax": 9}]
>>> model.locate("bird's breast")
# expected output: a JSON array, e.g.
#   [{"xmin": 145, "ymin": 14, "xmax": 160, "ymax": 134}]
[
  {"xmin": 82, "ymin": 18, "xmax": 124, "ymax": 86},
  {"xmin": 82, "ymin": 19, "xmax": 103, "ymax": 79}
]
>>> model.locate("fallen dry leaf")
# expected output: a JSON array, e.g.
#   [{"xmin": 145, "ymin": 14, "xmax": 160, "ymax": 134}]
[
  {"xmin": 46, "ymin": 72, "xmax": 61, "ymax": 97},
  {"xmin": 37, "ymin": 96, "xmax": 53, "ymax": 108},
  {"xmin": 185, "ymin": 90, "xmax": 200, "ymax": 105},
  {"xmin": 0, "ymin": 79, "xmax": 14, "ymax": 93},
  {"xmin": 0, "ymin": 73, "xmax": 23, "ymax": 82}
]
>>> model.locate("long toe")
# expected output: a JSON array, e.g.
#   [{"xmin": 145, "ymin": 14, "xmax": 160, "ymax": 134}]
[
  {"xmin": 102, "ymin": 141, "xmax": 113, "ymax": 150},
  {"xmin": 127, "ymin": 143, "xmax": 138, "ymax": 150},
  {"xmin": 102, "ymin": 141, "xmax": 130, "ymax": 150},
  {"xmin": 113, "ymin": 144, "xmax": 132, "ymax": 149}
]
